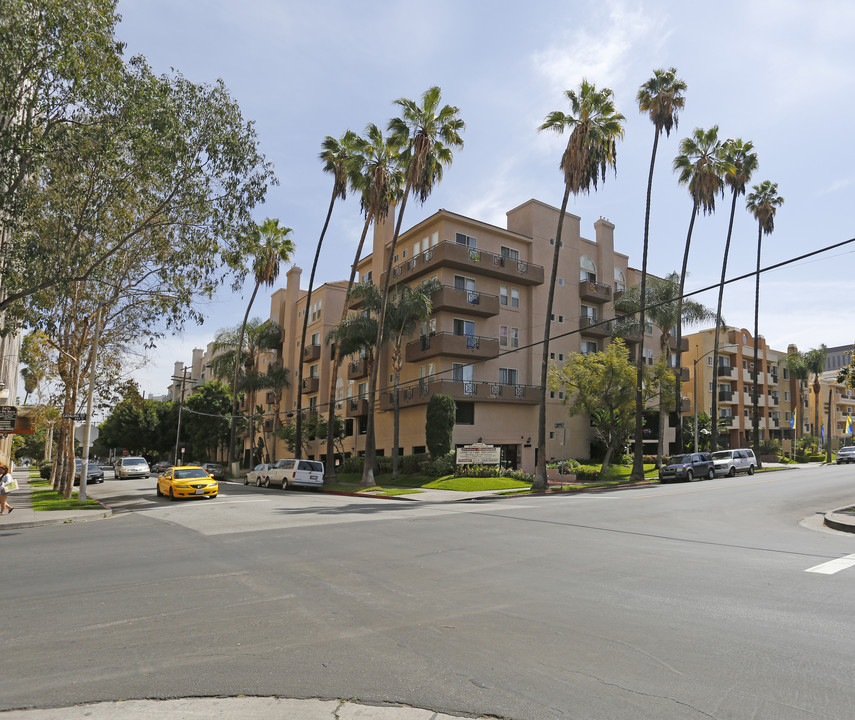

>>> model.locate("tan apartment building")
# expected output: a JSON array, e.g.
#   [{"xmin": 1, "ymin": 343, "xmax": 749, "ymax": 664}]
[
  {"xmin": 256, "ymin": 198, "xmax": 665, "ymax": 471},
  {"xmin": 684, "ymin": 327, "xmax": 798, "ymax": 451},
  {"xmin": 808, "ymin": 370, "xmax": 855, "ymax": 449}
]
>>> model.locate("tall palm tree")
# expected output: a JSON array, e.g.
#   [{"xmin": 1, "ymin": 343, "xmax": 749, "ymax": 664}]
[
  {"xmin": 228, "ymin": 219, "xmax": 294, "ymax": 469},
  {"xmin": 631, "ymin": 67, "xmax": 687, "ymax": 480},
  {"xmin": 671, "ymin": 126, "xmax": 724, "ymax": 457},
  {"xmin": 786, "ymin": 352, "xmax": 809, "ymax": 446},
  {"xmin": 616, "ymin": 272, "xmax": 715, "ymax": 464},
  {"xmin": 295, "ymin": 131, "xmax": 356, "ymax": 458},
  {"xmin": 804, "ymin": 345, "xmax": 828, "ymax": 440},
  {"xmin": 710, "ymin": 138, "xmax": 757, "ymax": 451},
  {"xmin": 323, "ymin": 123, "xmax": 403, "ymax": 482},
  {"xmin": 383, "ymin": 277, "xmax": 440, "ymax": 480},
  {"xmin": 746, "ymin": 180, "xmax": 784, "ymax": 459},
  {"xmin": 536, "ymin": 79, "xmax": 625, "ymax": 490},
  {"xmin": 360, "ymin": 86, "xmax": 464, "ymax": 488}
]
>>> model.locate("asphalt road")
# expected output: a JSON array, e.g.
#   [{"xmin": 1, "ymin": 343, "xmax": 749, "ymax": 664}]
[{"xmin": 3, "ymin": 466, "xmax": 854, "ymax": 719}]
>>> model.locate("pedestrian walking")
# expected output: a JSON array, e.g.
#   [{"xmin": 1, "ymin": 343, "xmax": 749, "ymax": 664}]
[{"xmin": 0, "ymin": 464, "xmax": 15, "ymax": 514}]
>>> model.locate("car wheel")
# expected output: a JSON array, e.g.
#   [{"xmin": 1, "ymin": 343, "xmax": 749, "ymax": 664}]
[
  {"xmin": 728, "ymin": 466, "xmax": 736, "ymax": 477},
  {"xmin": 686, "ymin": 469, "xmax": 693, "ymax": 482},
  {"xmin": 264, "ymin": 477, "xmax": 270, "ymax": 488},
  {"xmin": 169, "ymin": 488, "xmax": 176, "ymax": 501},
  {"xmin": 282, "ymin": 480, "xmax": 289, "ymax": 490},
  {"xmin": 747, "ymin": 465, "xmax": 754, "ymax": 475},
  {"xmin": 156, "ymin": 483, "xmax": 162, "ymax": 497},
  {"xmin": 256, "ymin": 476, "xmax": 262, "ymax": 487},
  {"xmin": 707, "ymin": 467, "xmax": 715, "ymax": 480},
  {"xmin": 244, "ymin": 476, "xmax": 249, "ymax": 485}
]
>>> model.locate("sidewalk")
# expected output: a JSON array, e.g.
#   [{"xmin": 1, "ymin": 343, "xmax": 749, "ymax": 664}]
[{"xmin": 0, "ymin": 470, "xmax": 112, "ymax": 530}]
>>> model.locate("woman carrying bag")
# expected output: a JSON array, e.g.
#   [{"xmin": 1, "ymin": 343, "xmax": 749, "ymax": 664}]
[{"xmin": 0, "ymin": 464, "xmax": 16, "ymax": 514}]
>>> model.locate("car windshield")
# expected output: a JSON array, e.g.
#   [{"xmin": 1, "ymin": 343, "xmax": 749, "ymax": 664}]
[
  {"xmin": 174, "ymin": 469, "xmax": 210, "ymax": 479},
  {"xmin": 666, "ymin": 455, "xmax": 688, "ymax": 465},
  {"xmin": 126, "ymin": 460, "xmax": 147, "ymax": 467},
  {"xmin": 711, "ymin": 451, "xmax": 732, "ymax": 460}
]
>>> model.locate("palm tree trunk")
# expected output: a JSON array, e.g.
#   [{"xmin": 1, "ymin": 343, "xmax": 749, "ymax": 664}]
[
  {"xmin": 711, "ymin": 191, "xmax": 739, "ymax": 452},
  {"xmin": 752, "ymin": 222, "xmax": 762, "ymax": 466},
  {"xmin": 392, "ymin": 370, "xmax": 400, "ymax": 481},
  {"xmin": 296, "ymin": 189, "xmax": 338, "ymax": 459},
  {"xmin": 674, "ymin": 200, "xmax": 699, "ymax": 453},
  {"xmin": 631, "ymin": 126, "xmax": 660, "ymax": 481},
  {"xmin": 534, "ymin": 183, "xmax": 571, "ymax": 491},
  {"xmin": 229, "ymin": 280, "xmax": 261, "ymax": 471},
  {"xmin": 657, "ymin": 406, "xmax": 666, "ymax": 467},
  {"xmin": 363, "ymin": 182, "xmax": 413, "ymax": 488},
  {"xmin": 324, "ymin": 215, "xmax": 372, "ymax": 483}
]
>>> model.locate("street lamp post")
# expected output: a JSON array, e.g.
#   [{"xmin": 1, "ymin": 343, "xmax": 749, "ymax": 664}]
[{"xmin": 694, "ymin": 345, "xmax": 738, "ymax": 454}]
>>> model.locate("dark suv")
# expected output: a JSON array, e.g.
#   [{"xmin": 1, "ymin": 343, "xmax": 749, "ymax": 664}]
[{"xmin": 659, "ymin": 453, "xmax": 715, "ymax": 483}]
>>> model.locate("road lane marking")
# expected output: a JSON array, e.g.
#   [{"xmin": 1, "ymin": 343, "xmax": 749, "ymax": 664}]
[{"xmin": 806, "ymin": 554, "xmax": 855, "ymax": 574}]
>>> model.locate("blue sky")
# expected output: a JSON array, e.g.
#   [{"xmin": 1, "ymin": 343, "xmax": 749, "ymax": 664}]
[{"xmin": 115, "ymin": 0, "xmax": 855, "ymax": 397}]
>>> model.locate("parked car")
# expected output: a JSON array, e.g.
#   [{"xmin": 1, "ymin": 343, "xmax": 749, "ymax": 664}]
[
  {"xmin": 659, "ymin": 453, "xmax": 715, "ymax": 483},
  {"xmin": 201, "ymin": 463, "xmax": 225, "ymax": 480},
  {"xmin": 711, "ymin": 448, "xmax": 757, "ymax": 476},
  {"xmin": 151, "ymin": 461, "xmax": 172, "ymax": 474},
  {"xmin": 244, "ymin": 463, "xmax": 272, "ymax": 486},
  {"xmin": 836, "ymin": 446, "xmax": 855, "ymax": 464},
  {"xmin": 114, "ymin": 456, "xmax": 151, "ymax": 479},
  {"xmin": 265, "ymin": 458, "xmax": 324, "ymax": 490},
  {"xmin": 156, "ymin": 466, "xmax": 218, "ymax": 500},
  {"xmin": 74, "ymin": 461, "xmax": 104, "ymax": 485}
]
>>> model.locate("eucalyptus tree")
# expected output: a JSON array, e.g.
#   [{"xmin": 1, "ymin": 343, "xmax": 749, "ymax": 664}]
[
  {"xmin": 360, "ymin": 86, "xmax": 464, "ymax": 488},
  {"xmin": 670, "ymin": 126, "xmax": 725, "ymax": 457},
  {"xmin": 383, "ymin": 277, "xmax": 440, "ymax": 479},
  {"xmin": 710, "ymin": 138, "xmax": 757, "ymax": 451},
  {"xmin": 536, "ymin": 79, "xmax": 625, "ymax": 490},
  {"xmin": 295, "ymin": 131, "xmax": 357, "ymax": 457},
  {"xmin": 615, "ymin": 272, "xmax": 716, "ymax": 463},
  {"xmin": 227, "ymin": 220, "xmax": 294, "ymax": 469},
  {"xmin": 631, "ymin": 67, "xmax": 687, "ymax": 480},
  {"xmin": 746, "ymin": 180, "xmax": 784, "ymax": 457},
  {"xmin": 323, "ymin": 123, "xmax": 403, "ymax": 481}
]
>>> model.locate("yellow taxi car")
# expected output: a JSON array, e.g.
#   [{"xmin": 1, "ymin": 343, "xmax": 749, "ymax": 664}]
[{"xmin": 156, "ymin": 465, "xmax": 218, "ymax": 500}]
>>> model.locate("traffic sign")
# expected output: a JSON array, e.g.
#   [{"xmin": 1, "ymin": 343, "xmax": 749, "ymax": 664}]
[
  {"xmin": 0, "ymin": 406, "xmax": 17, "ymax": 432},
  {"xmin": 62, "ymin": 413, "xmax": 86, "ymax": 421}
]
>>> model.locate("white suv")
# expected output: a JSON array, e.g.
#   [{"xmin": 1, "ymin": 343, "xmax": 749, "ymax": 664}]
[
  {"xmin": 114, "ymin": 457, "xmax": 151, "ymax": 479},
  {"xmin": 711, "ymin": 448, "xmax": 757, "ymax": 477},
  {"xmin": 836, "ymin": 446, "xmax": 855, "ymax": 464}
]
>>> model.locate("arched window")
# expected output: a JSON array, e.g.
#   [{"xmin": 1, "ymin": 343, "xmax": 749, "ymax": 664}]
[
  {"xmin": 580, "ymin": 256, "xmax": 597, "ymax": 283},
  {"xmin": 614, "ymin": 269, "xmax": 626, "ymax": 293}
]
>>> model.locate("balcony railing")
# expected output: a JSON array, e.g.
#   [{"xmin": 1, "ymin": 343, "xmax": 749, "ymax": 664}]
[
  {"xmin": 579, "ymin": 316, "xmax": 612, "ymax": 337},
  {"xmin": 380, "ymin": 378, "xmax": 542, "ymax": 410},
  {"xmin": 347, "ymin": 357, "xmax": 369, "ymax": 380},
  {"xmin": 346, "ymin": 397, "xmax": 369, "ymax": 418},
  {"xmin": 301, "ymin": 376, "xmax": 319, "ymax": 393},
  {"xmin": 386, "ymin": 241, "xmax": 544, "ymax": 286},
  {"xmin": 718, "ymin": 390, "xmax": 734, "ymax": 402},
  {"xmin": 430, "ymin": 285, "xmax": 500, "ymax": 317},
  {"xmin": 302, "ymin": 343, "xmax": 321, "ymax": 361},
  {"xmin": 405, "ymin": 331, "xmax": 500, "ymax": 362},
  {"xmin": 717, "ymin": 365, "xmax": 734, "ymax": 377},
  {"xmin": 579, "ymin": 280, "xmax": 612, "ymax": 303}
]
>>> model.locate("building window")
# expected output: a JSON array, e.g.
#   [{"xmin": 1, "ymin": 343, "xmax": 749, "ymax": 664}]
[
  {"xmin": 549, "ymin": 431, "xmax": 555, "ymax": 439},
  {"xmin": 510, "ymin": 327, "xmax": 519, "ymax": 348},
  {"xmin": 455, "ymin": 232, "xmax": 477, "ymax": 248},
  {"xmin": 499, "ymin": 368, "xmax": 519, "ymax": 385},
  {"xmin": 454, "ymin": 275, "xmax": 476, "ymax": 292},
  {"xmin": 559, "ymin": 353, "xmax": 564, "ymax": 361},
  {"xmin": 511, "ymin": 288, "xmax": 520, "ymax": 308},
  {"xmin": 453, "ymin": 318, "xmax": 475, "ymax": 338},
  {"xmin": 420, "ymin": 318, "xmax": 437, "ymax": 336},
  {"xmin": 708, "ymin": 356, "xmax": 713, "ymax": 366},
  {"xmin": 499, "ymin": 325, "xmax": 508, "ymax": 346},
  {"xmin": 310, "ymin": 364, "xmax": 319, "ymax": 378},
  {"xmin": 582, "ymin": 341, "xmax": 598, "ymax": 354},
  {"xmin": 455, "ymin": 402, "xmax": 475, "ymax": 425},
  {"xmin": 500, "ymin": 286, "xmax": 508, "ymax": 306},
  {"xmin": 580, "ymin": 255, "xmax": 597, "ymax": 283},
  {"xmin": 614, "ymin": 269, "xmax": 626, "ymax": 293},
  {"xmin": 500, "ymin": 246, "xmax": 520, "ymax": 260},
  {"xmin": 784, "ymin": 391, "xmax": 790, "ymax": 401},
  {"xmin": 581, "ymin": 304, "xmax": 596, "ymax": 320}
]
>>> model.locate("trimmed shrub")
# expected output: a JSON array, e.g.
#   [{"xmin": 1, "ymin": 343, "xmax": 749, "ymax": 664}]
[
  {"xmin": 425, "ymin": 395, "xmax": 455, "ymax": 457},
  {"xmin": 339, "ymin": 456, "xmax": 364, "ymax": 474},
  {"xmin": 574, "ymin": 464, "xmax": 601, "ymax": 482},
  {"xmin": 39, "ymin": 462, "xmax": 53, "ymax": 479},
  {"xmin": 401, "ymin": 453, "xmax": 429, "ymax": 474},
  {"xmin": 424, "ymin": 451, "xmax": 455, "ymax": 477}
]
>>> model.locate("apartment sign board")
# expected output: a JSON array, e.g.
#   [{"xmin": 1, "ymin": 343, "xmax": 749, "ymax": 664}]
[
  {"xmin": 456, "ymin": 443, "xmax": 501, "ymax": 465},
  {"xmin": 0, "ymin": 406, "xmax": 17, "ymax": 432}
]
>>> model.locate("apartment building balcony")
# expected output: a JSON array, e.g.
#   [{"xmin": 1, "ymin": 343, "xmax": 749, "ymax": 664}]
[
  {"xmin": 768, "ymin": 393, "xmax": 780, "ymax": 406},
  {"xmin": 387, "ymin": 242, "xmax": 544, "ymax": 287},
  {"xmin": 579, "ymin": 316, "xmax": 612, "ymax": 338},
  {"xmin": 430, "ymin": 285, "xmax": 500, "ymax": 317},
  {"xmin": 678, "ymin": 366, "xmax": 690, "ymax": 382},
  {"xmin": 768, "ymin": 372, "xmax": 779, "ymax": 385},
  {"xmin": 743, "ymin": 369, "xmax": 763, "ymax": 384},
  {"xmin": 717, "ymin": 365, "xmax": 734, "ymax": 378},
  {"xmin": 680, "ymin": 397, "xmax": 691, "ymax": 413},
  {"xmin": 347, "ymin": 357, "xmax": 369, "ymax": 380},
  {"xmin": 302, "ymin": 343, "xmax": 321, "ymax": 362},
  {"xmin": 667, "ymin": 336, "xmax": 689, "ymax": 353},
  {"xmin": 718, "ymin": 415, "xmax": 738, "ymax": 429},
  {"xmin": 744, "ymin": 392, "xmax": 765, "ymax": 407},
  {"xmin": 346, "ymin": 397, "xmax": 369, "ymax": 418},
  {"xmin": 380, "ymin": 379, "xmax": 541, "ymax": 410},
  {"xmin": 405, "ymin": 331, "xmax": 500, "ymax": 363},
  {"xmin": 301, "ymin": 376, "xmax": 319, "ymax": 393},
  {"xmin": 718, "ymin": 389, "xmax": 735, "ymax": 403},
  {"xmin": 578, "ymin": 280, "xmax": 612, "ymax": 303}
]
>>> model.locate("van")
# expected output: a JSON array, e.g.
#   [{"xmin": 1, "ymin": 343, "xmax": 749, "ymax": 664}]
[
  {"xmin": 265, "ymin": 458, "xmax": 324, "ymax": 489},
  {"xmin": 114, "ymin": 456, "xmax": 151, "ymax": 479},
  {"xmin": 711, "ymin": 448, "xmax": 757, "ymax": 476}
]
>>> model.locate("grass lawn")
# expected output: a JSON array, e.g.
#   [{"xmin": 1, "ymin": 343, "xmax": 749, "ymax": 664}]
[
  {"xmin": 31, "ymin": 489, "xmax": 104, "ymax": 511},
  {"xmin": 423, "ymin": 476, "xmax": 531, "ymax": 491}
]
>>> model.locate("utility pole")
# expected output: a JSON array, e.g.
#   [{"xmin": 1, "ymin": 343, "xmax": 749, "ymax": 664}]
[{"xmin": 173, "ymin": 368, "xmax": 191, "ymax": 466}]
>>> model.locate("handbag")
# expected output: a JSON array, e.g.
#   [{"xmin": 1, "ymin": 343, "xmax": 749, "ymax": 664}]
[{"xmin": 5, "ymin": 478, "xmax": 18, "ymax": 492}]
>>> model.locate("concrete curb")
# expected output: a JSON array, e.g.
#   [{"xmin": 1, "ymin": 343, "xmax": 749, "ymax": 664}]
[{"xmin": 823, "ymin": 506, "xmax": 855, "ymax": 534}]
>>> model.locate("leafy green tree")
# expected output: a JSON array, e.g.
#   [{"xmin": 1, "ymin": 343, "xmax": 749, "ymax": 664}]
[
  {"xmin": 279, "ymin": 413, "xmax": 345, "ymax": 458},
  {"xmin": 836, "ymin": 345, "xmax": 855, "ymax": 389},
  {"xmin": 296, "ymin": 131, "xmax": 356, "ymax": 457},
  {"xmin": 537, "ymin": 79, "xmax": 625, "ymax": 489},
  {"xmin": 257, "ymin": 362, "xmax": 290, "ymax": 461},
  {"xmin": 426, "ymin": 394, "xmax": 456, "ymax": 458},
  {"xmin": 228, "ymin": 220, "xmax": 294, "ymax": 468},
  {"xmin": 361, "ymin": 87, "xmax": 464, "ymax": 488},
  {"xmin": 746, "ymin": 180, "xmax": 784, "ymax": 457},
  {"xmin": 549, "ymin": 339, "xmax": 638, "ymax": 472},
  {"xmin": 184, "ymin": 381, "xmax": 231, "ymax": 461},
  {"xmin": 671, "ymin": 126, "xmax": 725, "ymax": 455},
  {"xmin": 323, "ymin": 122, "xmax": 402, "ymax": 480},
  {"xmin": 384, "ymin": 278, "xmax": 440, "ymax": 479},
  {"xmin": 711, "ymin": 138, "xmax": 757, "ymax": 451},
  {"xmin": 633, "ymin": 68, "xmax": 687, "ymax": 474}
]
